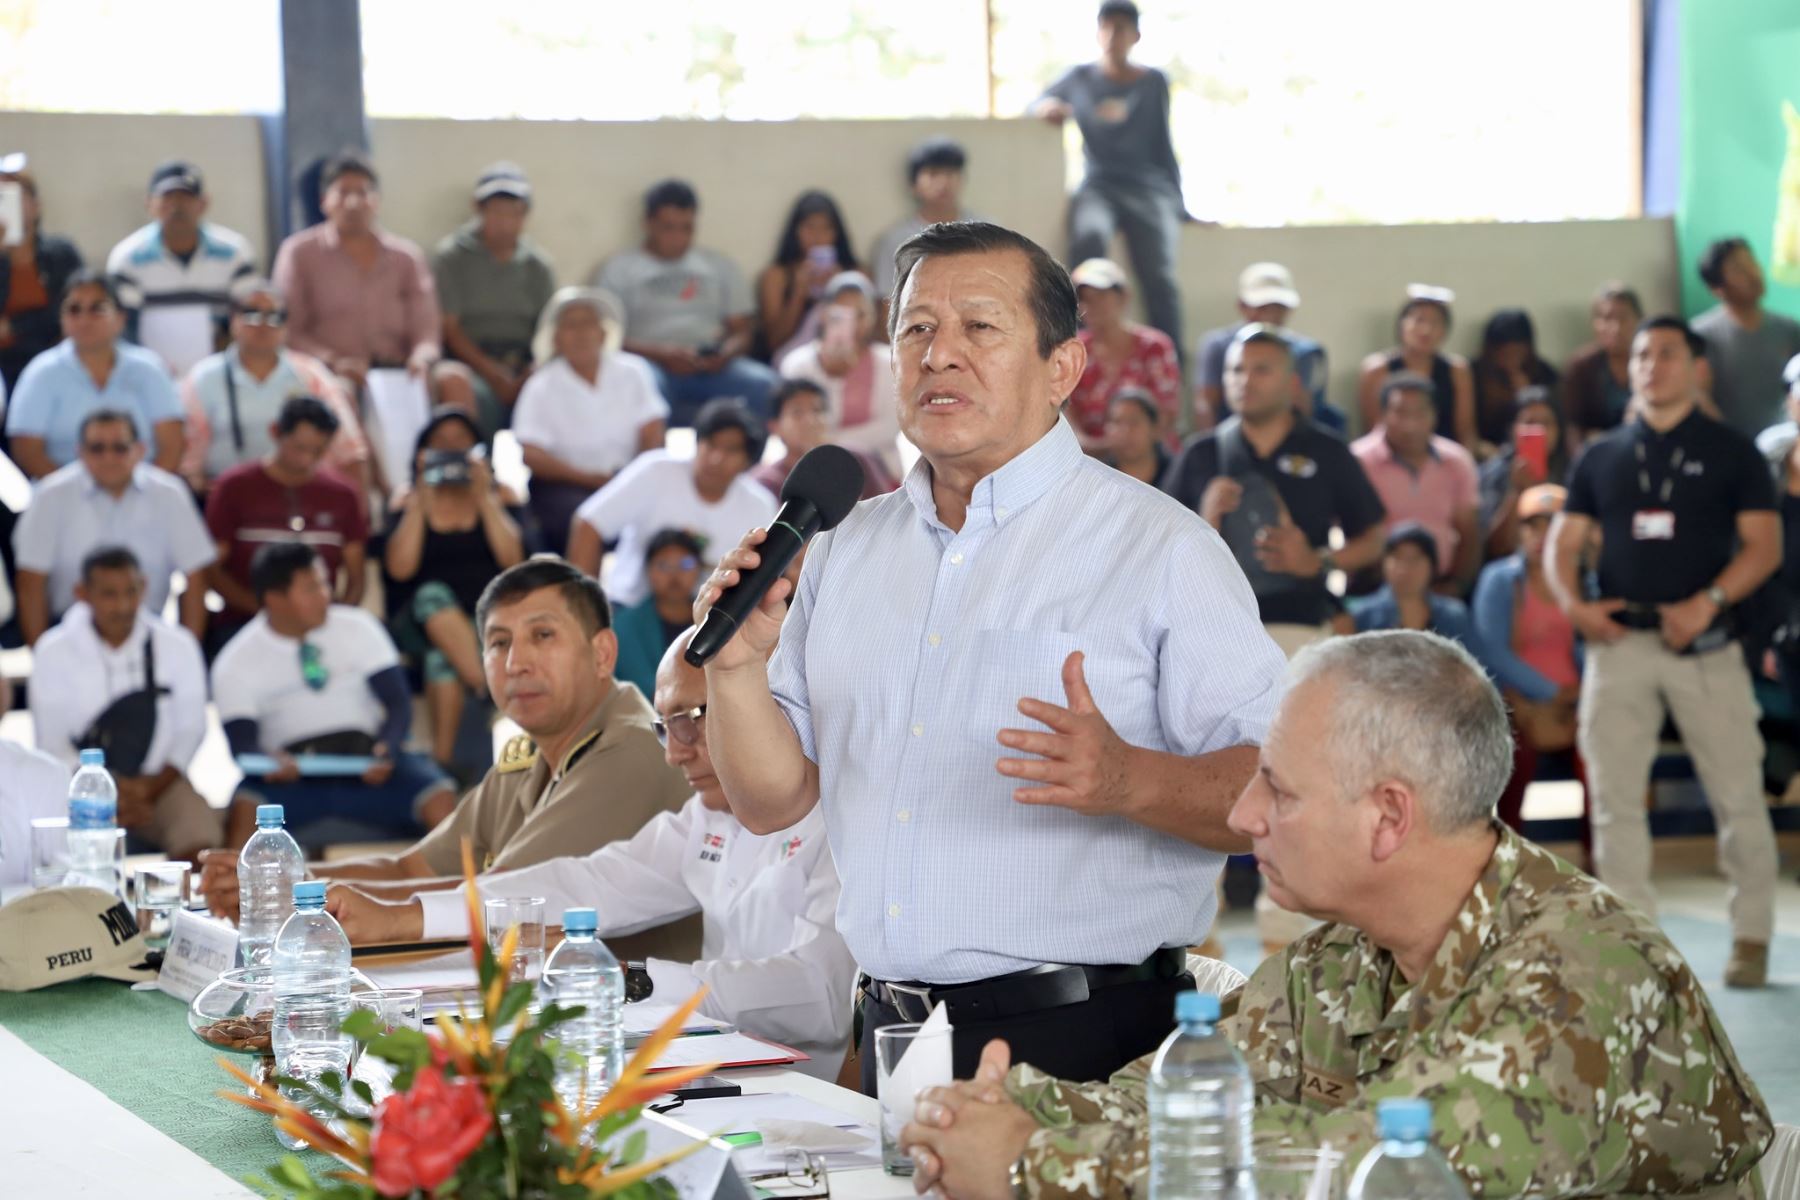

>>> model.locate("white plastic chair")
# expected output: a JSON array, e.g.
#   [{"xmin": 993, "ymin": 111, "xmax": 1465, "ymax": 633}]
[{"xmin": 1763, "ymin": 1124, "xmax": 1800, "ymax": 1200}]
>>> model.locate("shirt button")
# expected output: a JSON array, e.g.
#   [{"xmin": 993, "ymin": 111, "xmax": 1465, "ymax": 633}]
[
  {"xmin": 897, "ymin": 809, "xmax": 912, "ymax": 823},
  {"xmin": 949, "ymin": 552, "xmax": 964, "ymax": 565},
  {"xmin": 911, "ymin": 723, "xmax": 924, "ymax": 737},
  {"xmin": 927, "ymin": 633, "xmax": 941, "ymax": 647},
  {"xmin": 997, "ymin": 506, "xmax": 1009, "ymax": 519},
  {"xmin": 888, "ymin": 903, "xmax": 902, "ymax": 918}
]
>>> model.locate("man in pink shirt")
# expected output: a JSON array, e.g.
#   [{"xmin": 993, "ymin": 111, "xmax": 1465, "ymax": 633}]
[
  {"xmin": 271, "ymin": 151, "xmax": 475, "ymax": 419},
  {"xmin": 1350, "ymin": 371, "xmax": 1481, "ymax": 592}
]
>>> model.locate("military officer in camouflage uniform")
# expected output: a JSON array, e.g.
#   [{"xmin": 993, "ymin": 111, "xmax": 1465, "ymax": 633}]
[{"xmin": 902, "ymin": 631, "xmax": 1773, "ymax": 1200}]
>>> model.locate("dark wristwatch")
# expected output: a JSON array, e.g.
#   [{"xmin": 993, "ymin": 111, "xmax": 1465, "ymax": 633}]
[{"xmin": 625, "ymin": 961, "xmax": 654, "ymax": 1003}]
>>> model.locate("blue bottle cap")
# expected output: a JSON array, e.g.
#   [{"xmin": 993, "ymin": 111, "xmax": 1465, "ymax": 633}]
[
  {"xmin": 293, "ymin": 880, "xmax": 326, "ymax": 905},
  {"xmin": 1175, "ymin": 990, "xmax": 1219, "ymax": 1024},
  {"xmin": 1376, "ymin": 1097, "xmax": 1433, "ymax": 1142},
  {"xmin": 562, "ymin": 907, "xmax": 598, "ymax": 934},
  {"xmin": 78, "ymin": 748, "xmax": 106, "ymax": 767},
  {"xmin": 255, "ymin": 804, "xmax": 285, "ymax": 826}
]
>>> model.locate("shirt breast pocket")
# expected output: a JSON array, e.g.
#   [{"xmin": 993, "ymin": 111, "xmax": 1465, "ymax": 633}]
[{"xmin": 957, "ymin": 629, "xmax": 1084, "ymax": 749}]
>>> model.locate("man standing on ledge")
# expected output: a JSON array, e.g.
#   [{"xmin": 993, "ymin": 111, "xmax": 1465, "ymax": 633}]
[{"xmin": 698, "ymin": 221, "xmax": 1285, "ymax": 1090}]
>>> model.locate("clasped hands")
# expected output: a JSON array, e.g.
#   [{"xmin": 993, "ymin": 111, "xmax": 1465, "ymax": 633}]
[
  {"xmin": 902, "ymin": 1040, "xmax": 1040, "ymax": 1200},
  {"xmin": 997, "ymin": 651, "xmax": 1136, "ymax": 818}
]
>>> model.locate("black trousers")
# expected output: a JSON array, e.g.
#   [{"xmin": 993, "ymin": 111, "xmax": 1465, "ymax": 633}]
[{"xmin": 857, "ymin": 971, "xmax": 1194, "ymax": 1096}]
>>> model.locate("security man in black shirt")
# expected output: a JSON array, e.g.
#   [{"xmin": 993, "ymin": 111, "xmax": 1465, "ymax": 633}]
[
  {"xmin": 1163, "ymin": 325, "xmax": 1386, "ymax": 659},
  {"xmin": 1549, "ymin": 314, "xmax": 1782, "ymax": 988}
]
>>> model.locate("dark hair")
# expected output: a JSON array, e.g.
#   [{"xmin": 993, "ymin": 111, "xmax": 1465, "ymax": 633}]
[
  {"xmin": 1385, "ymin": 521, "xmax": 1440, "ymax": 564},
  {"xmin": 411, "ymin": 405, "xmax": 484, "ymax": 480},
  {"xmin": 1636, "ymin": 314, "xmax": 1706, "ymax": 359},
  {"xmin": 773, "ymin": 190, "xmax": 857, "ymax": 271},
  {"xmin": 321, "ymin": 150, "xmax": 378, "ymax": 192},
  {"xmin": 1098, "ymin": 0, "xmax": 1140, "ymax": 26},
  {"xmin": 644, "ymin": 179, "xmax": 698, "ymax": 218},
  {"xmin": 1107, "ymin": 386, "xmax": 1160, "ymax": 426},
  {"xmin": 907, "ymin": 137, "xmax": 967, "ymax": 183},
  {"xmin": 770, "ymin": 378, "xmax": 827, "ymax": 422},
  {"xmin": 79, "ymin": 407, "xmax": 139, "ymax": 442},
  {"xmin": 695, "ymin": 397, "xmax": 768, "ymax": 463},
  {"xmin": 890, "ymin": 221, "xmax": 1078, "ymax": 359},
  {"xmin": 250, "ymin": 541, "xmax": 319, "ymax": 603},
  {"xmin": 1480, "ymin": 308, "xmax": 1536, "ymax": 354},
  {"xmin": 276, "ymin": 395, "xmax": 341, "ymax": 438},
  {"xmin": 1697, "ymin": 237, "xmax": 1750, "ymax": 290},
  {"xmin": 474, "ymin": 556, "xmax": 612, "ymax": 639},
  {"xmin": 1232, "ymin": 323, "xmax": 1296, "ymax": 368},
  {"xmin": 1592, "ymin": 281, "xmax": 1642, "ymax": 317},
  {"xmin": 1396, "ymin": 296, "xmax": 1452, "ymax": 340},
  {"xmin": 1380, "ymin": 370, "xmax": 1437, "ymax": 410},
  {"xmin": 80, "ymin": 545, "xmax": 141, "ymax": 583},
  {"xmin": 1511, "ymin": 385, "xmax": 1568, "ymax": 476},
  {"xmin": 62, "ymin": 268, "xmax": 121, "ymax": 309},
  {"xmin": 644, "ymin": 528, "xmax": 705, "ymax": 568}
]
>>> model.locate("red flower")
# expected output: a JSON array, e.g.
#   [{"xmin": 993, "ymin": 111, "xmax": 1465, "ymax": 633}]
[{"xmin": 369, "ymin": 1065, "xmax": 492, "ymax": 1197}]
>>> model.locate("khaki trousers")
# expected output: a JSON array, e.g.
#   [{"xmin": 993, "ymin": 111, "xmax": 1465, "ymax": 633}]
[
  {"xmin": 1576, "ymin": 633, "xmax": 1777, "ymax": 943},
  {"xmin": 137, "ymin": 777, "xmax": 224, "ymax": 858}
]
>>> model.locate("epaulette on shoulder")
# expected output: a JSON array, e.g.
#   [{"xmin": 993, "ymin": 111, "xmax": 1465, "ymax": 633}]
[{"xmin": 496, "ymin": 734, "xmax": 539, "ymax": 774}]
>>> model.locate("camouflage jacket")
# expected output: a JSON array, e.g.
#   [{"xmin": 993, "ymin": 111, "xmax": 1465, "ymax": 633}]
[{"xmin": 1008, "ymin": 826, "xmax": 1772, "ymax": 1199}]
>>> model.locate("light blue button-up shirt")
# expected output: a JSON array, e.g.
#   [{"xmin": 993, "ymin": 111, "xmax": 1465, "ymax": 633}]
[{"xmin": 768, "ymin": 417, "xmax": 1286, "ymax": 984}]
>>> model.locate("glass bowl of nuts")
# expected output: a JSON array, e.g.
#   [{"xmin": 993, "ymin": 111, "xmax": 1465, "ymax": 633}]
[{"xmin": 189, "ymin": 967, "xmax": 278, "ymax": 1089}]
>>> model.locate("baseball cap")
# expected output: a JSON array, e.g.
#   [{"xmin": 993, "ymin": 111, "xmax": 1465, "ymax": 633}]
[
  {"xmin": 1238, "ymin": 262, "xmax": 1299, "ymax": 310},
  {"xmin": 1405, "ymin": 282, "xmax": 1457, "ymax": 306},
  {"xmin": 473, "ymin": 162, "xmax": 531, "ymax": 203},
  {"xmin": 149, "ymin": 161, "xmax": 204, "ymax": 197},
  {"xmin": 1070, "ymin": 258, "xmax": 1129, "ymax": 292},
  {"xmin": 826, "ymin": 270, "xmax": 876, "ymax": 301},
  {"xmin": 0, "ymin": 886, "xmax": 156, "ymax": 991},
  {"xmin": 1519, "ymin": 484, "xmax": 1567, "ymax": 521}
]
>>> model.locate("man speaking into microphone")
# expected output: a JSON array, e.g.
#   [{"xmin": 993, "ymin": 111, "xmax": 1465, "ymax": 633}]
[{"xmin": 697, "ymin": 221, "xmax": 1286, "ymax": 1090}]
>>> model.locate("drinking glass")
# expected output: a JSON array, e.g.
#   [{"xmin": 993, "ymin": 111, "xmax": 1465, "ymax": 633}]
[
  {"xmin": 29, "ymin": 818, "xmax": 69, "ymax": 890},
  {"xmin": 483, "ymin": 896, "xmax": 546, "ymax": 985},
  {"xmin": 874, "ymin": 1022, "xmax": 954, "ymax": 1176},
  {"xmin": 1252, "ymin": 1144, "xmax": 1346, "ymax": 1200},
  {"xmin": 132, "ymin": 861, "xmax": 190, "ymax": 952}
]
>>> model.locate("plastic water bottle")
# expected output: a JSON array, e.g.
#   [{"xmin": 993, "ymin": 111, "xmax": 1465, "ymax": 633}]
[
  {"xmin": 66, "ymin": 749, "xmax": 119, "ymax": 892},
  {"xmin": 1148, "ymin": 991, "xmax": 1256, "ymax": 1200},
  {"xmin": 540, "ymin": 907, "xmax": 625, "ymax": 1113},
  {"xmin": 237, "ymin": 804, "xmax": 305, "ymax": 968},
  {"xmin": 1347, "ymin": 1099, "xmax": 1469, "ymax": 1200},
  {"xmin": 271, "ymin": 881, "xmax": 353, "ymax": 1150}
]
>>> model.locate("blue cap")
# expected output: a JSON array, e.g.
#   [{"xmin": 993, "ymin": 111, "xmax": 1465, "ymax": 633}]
[
  {"xmin": 1376, "ymin": 1098, "xmax": 1433, "ymax": 1142},
  {"xmin": 78, "ymin": 749, "xmax": 106, "ymax": 767},
  {"xmin": 293, "ymin": 880, "xmax": 326, "ymax": 905},
  {"xmin": 255, "ymin": 804, "xmax": 285, "ymax": 826},
  {"xmin": 1175, "ymin": 990, "xmax": 1220, "ymax": 1024},
  {"xmin": 562, "ymin": 907, "xmax": 597, "ymax": 934}
]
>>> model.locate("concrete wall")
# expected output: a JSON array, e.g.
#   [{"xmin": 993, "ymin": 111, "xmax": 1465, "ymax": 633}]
[{"xmin": 3, "ymin": 110, "xmax": 1679, "ymax": 432}]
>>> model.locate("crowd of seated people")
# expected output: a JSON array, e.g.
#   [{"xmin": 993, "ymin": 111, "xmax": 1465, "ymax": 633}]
[{"xmin": 1, "ymin": 140, "xmax": 1795, "ymax": 978}]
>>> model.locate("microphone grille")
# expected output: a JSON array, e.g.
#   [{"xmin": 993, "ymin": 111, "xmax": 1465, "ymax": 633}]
[{"xmin": 780, "ymin": 445, "xmax": 866, "ymax": 531}]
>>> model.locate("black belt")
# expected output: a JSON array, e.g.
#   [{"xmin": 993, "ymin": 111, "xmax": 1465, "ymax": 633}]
[{"xmin": 861, "ymin": 947, "xmax": 1187, "ymax": 1025}]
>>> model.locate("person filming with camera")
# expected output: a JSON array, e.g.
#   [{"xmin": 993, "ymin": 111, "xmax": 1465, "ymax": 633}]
[{"xmin": 384, "ymin": 406, "xmax": 525, "ymax": 771}]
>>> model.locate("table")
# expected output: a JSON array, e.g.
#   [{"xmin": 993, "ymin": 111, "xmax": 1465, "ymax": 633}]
[{"xmin": 0, "ymin": 979, "xmax": 911, "ymax": 1199}]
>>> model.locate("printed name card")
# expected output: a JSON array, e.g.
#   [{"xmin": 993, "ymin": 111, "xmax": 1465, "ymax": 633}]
[{"xmin": 156, "ymin": 908, "xmax": 240, "ymax": 1002}]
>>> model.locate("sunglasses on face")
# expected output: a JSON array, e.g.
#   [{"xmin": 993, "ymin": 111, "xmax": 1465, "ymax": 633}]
[
  {"xmin": 82, "ymin": 440, "xmax": 134, "ymax": 456},
  {"xmin": 63, "ymin": 302, "xmax": 114, "ymax": 317},
  {"xmin": 299, "ymin": 641, "xmax": 329, "ymax": 691},
  {"xmin": 236, "ymin": 309, "xmax": 288, "ymax": 327},
  {"xmin": 653, "ymin": 705, "xmax": 708, "ymax": 746}
]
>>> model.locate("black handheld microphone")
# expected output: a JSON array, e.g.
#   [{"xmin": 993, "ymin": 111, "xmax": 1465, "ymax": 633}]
[{"xmin": 685, "ymin": 444, "xmax": 865, "ymax": 667}]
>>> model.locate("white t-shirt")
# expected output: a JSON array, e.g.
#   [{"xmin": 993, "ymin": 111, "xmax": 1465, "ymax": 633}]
[
  {"xmin": 575, "ymin": 450, "xmax": 777, "ymax": 607},
  {"xmin": 511, "ymin": 353, "xmax": 671, "ymax": 478},
  {"xmin": 211, "ymin": 606, "xmax": 399, "ymax": 751},
  {"xmin": 0, "ymin": 740, "xmax": 72, "ymax": 891}
]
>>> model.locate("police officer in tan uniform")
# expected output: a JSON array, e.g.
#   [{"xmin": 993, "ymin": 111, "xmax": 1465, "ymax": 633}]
[{"xmin": 199, "ymin": 557, "xmax": 692, "ymax": 955}]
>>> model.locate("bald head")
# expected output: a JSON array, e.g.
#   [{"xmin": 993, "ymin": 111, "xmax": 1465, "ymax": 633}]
[
  {"xmin": 656, "ymin": 628, "xmax": 706, "ymax": 714},
  {"xmin": 655, "ymin": 627, "xmax": 724, "ymax": 809}
]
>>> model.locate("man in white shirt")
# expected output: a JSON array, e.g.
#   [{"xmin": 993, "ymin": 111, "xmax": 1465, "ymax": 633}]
[
  {"xmin": 30, "ymin": 546, "xmax": 219, "ymax": 859},
  {"xmin": 0, "ymin": 680, "xmax": 71, "ymax": 893},
  {"xmin": 12, "ymin": 408, "xmax": 216, "ymax": 645},
  {"xmin": 212, "ymin": 542, "xmax": 458, "ymax": 847},
  {"xmin": 106, "ymin": 161, "xmax": 258, "ymax": 377},
  {"xmin": 567, "ymin": 398, "xmax": 777, "ymax": 606},
  {"xmin": 324, "ymin": 628, "xmax": 855, "ymax": 1077}
]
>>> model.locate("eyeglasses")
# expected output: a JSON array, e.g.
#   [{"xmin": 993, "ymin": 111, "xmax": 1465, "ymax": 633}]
[
  {"xmin": 652, "ymin": 705, "xmax": 707, "ymax": 746},
  {"xmin": 299, "ymin": 641, "xmax": 329, "ymax": 691},
  {"xmin": 63, "ymin": 301, "xmax": 114, "ymax": 317},
  {"xmin": 746, "ymin": 1150, "xmax": 830, "ymax": 1200},
  {"xmin": 236, "ymin": 309, "xmax": 288, "ymax": 327},
  {"xmin": 648, "ymin": 555, "xmax": 700, "ymax": 573},
  {"xmin": 82, "ymin": 440, "xmax": 134, "ymax": 456}
]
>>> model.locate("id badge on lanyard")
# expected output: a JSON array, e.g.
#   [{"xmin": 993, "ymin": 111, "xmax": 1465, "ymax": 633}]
[{"xmin": 1633, "ymin": 439, "xmax": 1682, "ymax": 542}]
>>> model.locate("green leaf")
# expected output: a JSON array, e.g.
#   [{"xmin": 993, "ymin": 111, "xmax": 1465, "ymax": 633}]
[
  {"xmin": 615, "ymin": 1127, "xmax": 648, "ymax": 1167},
  {"xmin": 492, "ymin": 980, "xmax": 535, "ymax": 1029},
  {"xmin": 273, "ymin": 1155, "xmax": 316, "ymax": 1187},
  {"xmin": 339, "ymin": 1008, "xmax": 384, "ymax": 1041},
  {"xmin": 350, "ymin": 1078, "xmax": 374, "ymax": 1106},
  {"xmin": 319, "ymin": 1070, "xmax": 343, "ymax": 1093}
]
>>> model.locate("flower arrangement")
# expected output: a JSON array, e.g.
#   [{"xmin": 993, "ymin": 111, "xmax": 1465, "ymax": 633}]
[{"xmin": 217, "ymin": 840, "xmax": 720, "ymax": 1198}]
